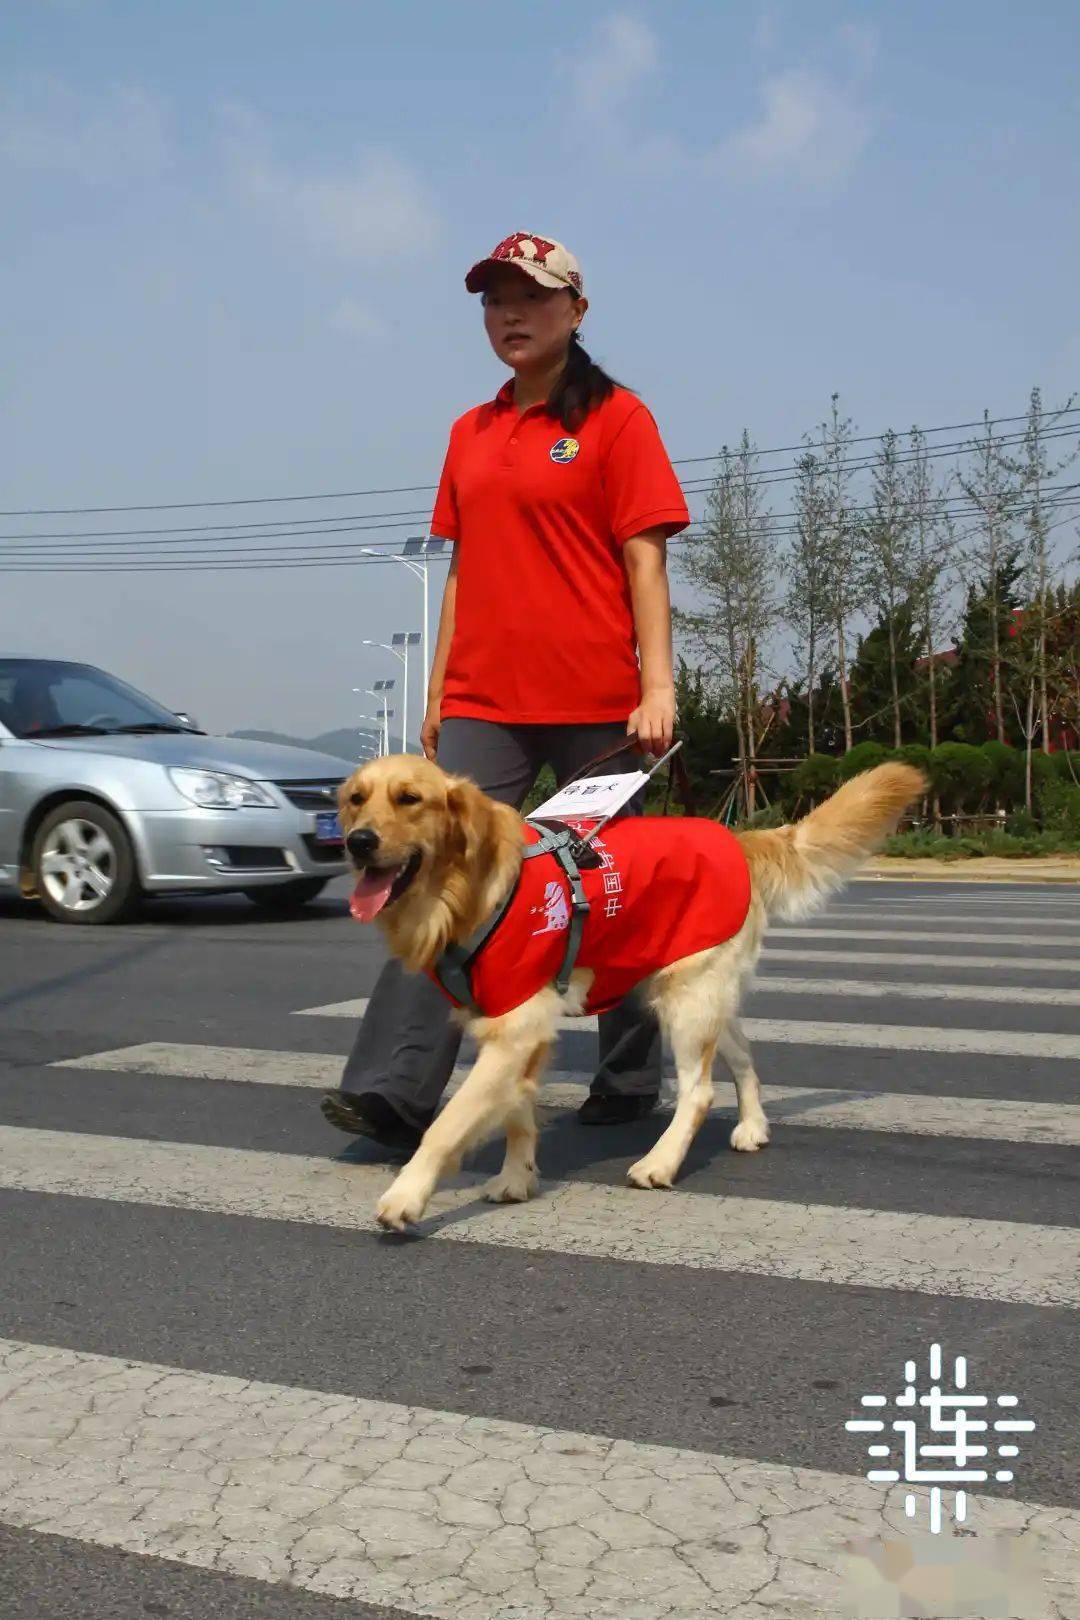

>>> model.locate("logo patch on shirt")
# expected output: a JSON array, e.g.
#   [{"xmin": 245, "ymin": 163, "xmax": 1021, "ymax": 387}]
[{"xmin": 549, "ymin": 437, "xmax": 580, "ymax": 464}]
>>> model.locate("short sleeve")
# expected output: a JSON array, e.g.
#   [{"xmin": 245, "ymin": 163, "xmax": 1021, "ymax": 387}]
[
  {"xmin": 602, "ymin": 403, "xmax": 690, "ymax": 544},
  {"xmin": 430, "ymin": 431, "xmax": 460, "ymax": 542}
]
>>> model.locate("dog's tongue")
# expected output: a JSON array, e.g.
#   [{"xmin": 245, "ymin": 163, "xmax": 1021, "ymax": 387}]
[{"xmin": 349, "ymin": 869, "xmax": 398, "ymax": 922}]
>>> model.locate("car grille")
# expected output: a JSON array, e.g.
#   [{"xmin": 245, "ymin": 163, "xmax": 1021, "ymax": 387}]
[{"xmin": 273, "ymin": 778, "xmax": 345, "ymax": 811}]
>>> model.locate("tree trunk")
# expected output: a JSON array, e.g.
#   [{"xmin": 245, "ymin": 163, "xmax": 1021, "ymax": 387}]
[
  {"xmin": 807, "ymin": 643, "xmax": 817, "ymax": 755},
  {"xmin": 1025, "ymin": 681, "xmax": 1035, "ymax": 813},
  {"xmin": 836, "ymin": 615, "xmax": 853, "ymax": 752},
  {"xmin": 887, "ymin": 609, "xmax": 902, "ymax": 748},
  {"xmin": 990, "ymin": 579, "xmax": 1005, "ymax": 743}
]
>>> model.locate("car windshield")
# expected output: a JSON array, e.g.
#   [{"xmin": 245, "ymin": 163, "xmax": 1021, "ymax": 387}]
[{"xmin": 0, "ymin": 658, "xmax": 200, "ymax": 740}]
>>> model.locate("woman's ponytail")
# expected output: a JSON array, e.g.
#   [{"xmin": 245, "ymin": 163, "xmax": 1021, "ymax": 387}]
[{"xmin": 547, "ymin": 322, "xmax": 625, "ymax": 433}]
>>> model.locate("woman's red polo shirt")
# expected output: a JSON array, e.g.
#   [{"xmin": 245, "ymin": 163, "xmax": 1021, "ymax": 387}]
[{"xmin": 432, "ymin": 383, "xmax": 689, "ymax": 725}]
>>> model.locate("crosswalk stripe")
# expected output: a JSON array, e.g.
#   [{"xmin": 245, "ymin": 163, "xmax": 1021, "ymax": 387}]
[
  {"xmin": 790, "ymin": 907, "xmax": 1075, "ymax": 920},
  {"xmin": 3, "ymin": 1126, "xmax": 1076, "ymax": 1306},
  {"xmin": 293, "ymin": 1001, "xmax": 1080, "ymax": 1059},
  {"xmin": 52, "ymin": 1042, "xmax": 1080, "ymax": 1147},
  {"xmin": 775, "ymin": 926, "xmax": 1080, "ymax": 947},
  {"xmin": 764, "ymin": 946, "xmax": 1078, "ymax": 974},
  {"xmin": 751, "ymin": 974, "xmax": 1080, "ymax": 1006},
  {"xmin": 2, "ymin": 1338, "xmax": 1074, "ymax": 1620}
]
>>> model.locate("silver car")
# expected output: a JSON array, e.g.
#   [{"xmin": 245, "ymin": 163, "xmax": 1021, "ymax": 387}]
[{"xmin": 0, "ymin": 657, "xmax": 357, "ymax": 924}]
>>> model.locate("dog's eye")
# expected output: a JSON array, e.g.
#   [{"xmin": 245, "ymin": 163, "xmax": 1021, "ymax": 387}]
[
  {"xmin": 349, "ymin": 792, "xmax": 366, "ymax": 807},
  {"xmin": 396, "ymin": 791, "xmax": 422, "ymax": 807}
]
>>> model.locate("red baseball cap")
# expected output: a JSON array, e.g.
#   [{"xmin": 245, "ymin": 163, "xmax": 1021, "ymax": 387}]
[{"xmin": 466, "ymin": 231, "xmax": 585, "ymax": 296}]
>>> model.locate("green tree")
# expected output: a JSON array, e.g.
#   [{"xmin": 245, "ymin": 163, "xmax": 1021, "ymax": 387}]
[
  {"xmin": 863, "ymin": 429, "xmax": 918, "ymax": 747},
  {"xmin": 947, "ymin": 549, "xmax": 1025, "ymax": 743},
  {"xmin": 848, "ymin": 600, "xmax": 922, "ymax": 745}
]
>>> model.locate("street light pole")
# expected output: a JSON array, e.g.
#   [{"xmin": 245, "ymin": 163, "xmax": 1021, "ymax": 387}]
[
  {"xmin": 391, "ymin": 631, "xmax": 421, "ymax": 753},
  {"xmin": 402, "ymin": 536, "xmax": 447, "ymax": 701},
  {"xmin": 359, "ymin": 537, "xmax": 448, "ymax": 705},
  {"xmin": 362, "ymin": 637, "xmax": 419, "ymax": 752}
]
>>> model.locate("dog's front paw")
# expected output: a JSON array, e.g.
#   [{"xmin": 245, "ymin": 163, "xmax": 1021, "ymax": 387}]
[
  {"xmin": 626, "ymin": 1157, "xmax": 676, "ymax": 1190},
  {"xmin": 730, "ymin": 1118, "xmax": 770, "ymax": 1152},
  {"xmin": 482, "ymin": 1167, "xmax": 539, "ymax": 1205},
  {"xmin": 375, "ymin": 1175, "xmax": 431, "ymax": 1232}
]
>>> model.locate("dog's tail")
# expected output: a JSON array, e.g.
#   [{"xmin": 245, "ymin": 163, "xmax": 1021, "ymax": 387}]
[{"xmin": 737, "ymin": 764, "xmax": 926, "ymax": 921}]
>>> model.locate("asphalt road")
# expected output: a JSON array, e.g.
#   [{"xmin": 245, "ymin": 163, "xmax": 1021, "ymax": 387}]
[{"xmin": 1, "ymin": 876, "xmax": 1078, "ymax": 1619}]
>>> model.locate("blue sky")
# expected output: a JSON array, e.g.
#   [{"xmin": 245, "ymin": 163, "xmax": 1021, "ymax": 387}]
[{"xmin": 2, "ymin": 1, "xmax": 1078, "ymax": 737}]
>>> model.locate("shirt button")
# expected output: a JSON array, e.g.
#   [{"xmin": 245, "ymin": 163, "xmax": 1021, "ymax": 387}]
[{"xmin": 510, "ymin": 436, "xmax": 518, "ymax": 444}]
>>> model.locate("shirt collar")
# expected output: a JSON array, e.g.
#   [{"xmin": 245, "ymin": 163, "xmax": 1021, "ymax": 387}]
[{"xmin": 491, "ymin": 379, "xmax": 556, "ymax": 418}]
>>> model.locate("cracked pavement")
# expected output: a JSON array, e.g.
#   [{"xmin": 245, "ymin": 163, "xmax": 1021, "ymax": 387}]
[{"xmin": 1, "ymin": 1339, "xmax": 1077, "ymax": 1619}]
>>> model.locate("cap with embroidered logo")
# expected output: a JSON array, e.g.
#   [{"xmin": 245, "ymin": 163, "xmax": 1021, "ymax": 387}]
[{"xmin": 465, "ymin": 231, "xmax": 584, "ymax": 297}]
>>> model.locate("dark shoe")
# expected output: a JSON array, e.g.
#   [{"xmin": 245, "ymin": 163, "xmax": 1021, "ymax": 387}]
[
  {"xmin": 320, "ymin": 1091, "xmax": 431, "ymax": 1157},
  {"xmin": 577, "ymin": 1092, "xmax": 659, "ymax": 1126}
]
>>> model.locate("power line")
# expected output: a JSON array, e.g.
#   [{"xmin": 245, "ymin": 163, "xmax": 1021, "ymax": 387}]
[
  {"xmin": 5, "ymin": 499, "xmax": 1079, "ymax": 573},
  {"xmin": 4, "ymin": 406, "xmax": 1077, "ymax": 518},
  {"xmin": 7, "ymin": 427, "xmax": 1077, "ymax": 552},
  {"xmin": 5, "ymin": 486, "xmax": 1077, "ymax": 562}
]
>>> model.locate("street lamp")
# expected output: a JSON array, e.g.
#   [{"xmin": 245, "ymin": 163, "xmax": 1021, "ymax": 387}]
[
  {"xmin": 362, "ymin": 634, "xmax": 420, "ymax": 752},
  {"xmin": 357, "ymin": 536, "xmax": 448, "ymax": 696},
  {"xmin": 353, "ymin": 686, "xmax": 394, "ymax": 756}
]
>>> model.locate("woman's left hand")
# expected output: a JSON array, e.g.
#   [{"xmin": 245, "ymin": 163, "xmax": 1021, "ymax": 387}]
[{"xmin": 628, "ymin": 686, "xmax": 676, "ymax": 757}]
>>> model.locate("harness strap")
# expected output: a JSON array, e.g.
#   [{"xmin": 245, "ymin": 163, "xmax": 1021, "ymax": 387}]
[{"xmin": 431, "ymin": 824, "xmax": 591, "ymax": 1014}]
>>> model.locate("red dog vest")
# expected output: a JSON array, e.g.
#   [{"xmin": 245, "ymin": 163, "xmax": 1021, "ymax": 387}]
[{"xmin": 431, "ymin": 816, "xmax": 751, "ymax": 1018}]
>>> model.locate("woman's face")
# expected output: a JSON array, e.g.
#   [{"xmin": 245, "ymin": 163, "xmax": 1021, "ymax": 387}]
[{"xmin": 482, "ymin": 265, "xmax": 586, "ymax": 373}]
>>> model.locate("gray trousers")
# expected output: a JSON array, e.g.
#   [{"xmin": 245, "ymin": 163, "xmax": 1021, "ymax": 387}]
[{"xmin": 340, "ymin": 717, "xmax": 663, "ymax": 1128}]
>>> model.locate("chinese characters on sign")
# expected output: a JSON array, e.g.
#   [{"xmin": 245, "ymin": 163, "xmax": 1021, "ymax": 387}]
[{"xmin": 845, "ymin": 1343, "xmax": 1035, "ymax": 1534}]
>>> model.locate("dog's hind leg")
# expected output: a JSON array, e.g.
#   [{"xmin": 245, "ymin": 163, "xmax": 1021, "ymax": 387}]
[
  {"xmin": 483, "ymin": 1042, "xmax": 549, "ymax": 1204},
  {"xmin": 717, "ymin": 1016, "xmax": 770, "ymax": 1152}
]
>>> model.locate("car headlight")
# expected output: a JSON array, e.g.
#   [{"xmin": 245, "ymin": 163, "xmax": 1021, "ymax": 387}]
[{"xmin": 168, "ymin": 767, "xmax": 277, "ymax": 809}]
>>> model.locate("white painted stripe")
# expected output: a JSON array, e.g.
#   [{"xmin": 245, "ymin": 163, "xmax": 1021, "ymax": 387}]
[
  {"xmin": 765, "ymin": 946, "xmax": 1078, "ymax": 974},
  {"xmin": 2, "ymin": 1127, "xmax": 1076, "ymax": 1306},
  {"xmin": 775, "ymin": 926, "xmax": 1080, "ymax": 947},
  {"xmin": 294, "ymin": 1000, "xmax": 1080, "ymax": 1059},
  {"xmin": 813, "ymin": 907, "xmax": 1080, "ymax": 924},
  {"xmin": 753, "ymin": 974, "xmax": 1080, "ymax": 1007},
  {"xmin": 3, "ymin": 1339, "xmax": 1075, "ymax": 1619},
  {"xmin": 799, "ymin": 907, "xmax": 1075, "ymax": 920},
  {"xmin": 54, "ymin": 1043, "xmax": 1080, "ymax": 1147}
]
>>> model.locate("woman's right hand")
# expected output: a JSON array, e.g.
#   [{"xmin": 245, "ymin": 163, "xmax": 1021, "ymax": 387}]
[{"xmin": 420, "ymin": 700, "xmax": 442, "ymax": 761}]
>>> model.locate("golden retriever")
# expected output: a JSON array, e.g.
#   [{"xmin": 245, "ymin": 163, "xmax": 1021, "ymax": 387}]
[{"xmin": 337, "ymin": 756, "xmax": 925, "ymax": 1231}]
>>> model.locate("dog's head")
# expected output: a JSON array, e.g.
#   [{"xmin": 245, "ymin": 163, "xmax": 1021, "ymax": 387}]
[{"xmin": 337, "ymin": 754, "xmax": 523, "ymax": 962}]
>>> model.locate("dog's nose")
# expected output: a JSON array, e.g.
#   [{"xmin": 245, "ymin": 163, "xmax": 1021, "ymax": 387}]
[{"xmin": 346, "ymin": 827, "xmax": 379, "ymax": 860}]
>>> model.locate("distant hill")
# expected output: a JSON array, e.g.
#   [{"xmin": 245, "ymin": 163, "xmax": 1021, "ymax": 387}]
[{"xmin": 229, "ymin": 726, "xmax": 381, "ymax": 762}]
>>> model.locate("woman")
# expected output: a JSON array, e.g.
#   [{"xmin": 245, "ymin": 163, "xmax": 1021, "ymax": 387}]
[{"xmin": 322, "ymin": 230, "xmax": 690, "ymax": 1155}]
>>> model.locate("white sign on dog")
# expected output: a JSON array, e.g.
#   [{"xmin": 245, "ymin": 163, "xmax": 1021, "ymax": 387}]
[{"xmin": 530, "ymin": 770, "xmax": 652, "ymax": 825}]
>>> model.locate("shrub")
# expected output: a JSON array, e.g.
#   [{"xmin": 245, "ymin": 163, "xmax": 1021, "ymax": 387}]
[
  {"xmin": 838, "ymin": 741, "xmax": 888, "ymax": 781},
  {"xmin": 789, "ymin": 752, "xmax": 841, "ymax": 802},
  {"xmin": 929, "ymin": 743, "xmax": 991, "ymax": 812},
  {"xmin": 1053, "ymin": 749, "xmax": 1080, "ymax": 784},
  {"xmin": 892, "ymin": 742, "xmax": 931, "ymax": 777},
  {"xmin": 1039, "ymin": 778, "xmax": 1080, "ymax": 836},
  {"xmin": 980, "ymin": 740, "xmax": 1024, "ymax": 808}
]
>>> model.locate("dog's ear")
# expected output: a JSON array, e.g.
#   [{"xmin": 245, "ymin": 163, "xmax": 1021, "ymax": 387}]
[{"xmin": 445, "ymin": 775, "xmax": 489, "ymax": 864}]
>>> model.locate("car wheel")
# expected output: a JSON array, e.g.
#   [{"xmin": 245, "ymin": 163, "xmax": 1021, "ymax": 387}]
[
  {"xmin": 243, "ymin": 878, "xmax": 328, "ymax": 909},
  {"xmin": 32, "ymin": 800, "xmax": 141, "ymax": 925}
]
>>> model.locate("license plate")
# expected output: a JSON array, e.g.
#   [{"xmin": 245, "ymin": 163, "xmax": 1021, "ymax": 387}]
[{"xmin": 314, "ymin": 811, "xmax": 343, "ymax": 844}]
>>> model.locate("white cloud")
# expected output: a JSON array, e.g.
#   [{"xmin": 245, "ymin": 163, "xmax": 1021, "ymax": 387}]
[
  {"xmin": 713, "ymin": 66, "xmax": 871, "ymax": 186},
  {"xmin": 0, "ymin": 77, "xmax": 170, "ymax": 183},
  {"xmin": 329, "ymin": 297, "xmax": 388, "ymax": 342},
  {"xmin": 566, "ymin": 13, "xmax": 658, "ymax": 134},
  {"xmin": 563, "ymin": 11, "xmax": 874, "ymax": 189},
  {"xmin": 223, "ymin": 105, "xmax": 436, "ymax": 264}
]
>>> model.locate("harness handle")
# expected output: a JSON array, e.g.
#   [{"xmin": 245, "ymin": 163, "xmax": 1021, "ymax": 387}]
[{"xmin": 557, "ymin": 731, "xmax": 697, "ymax": 819}]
